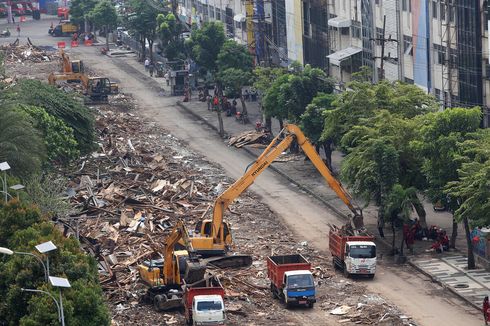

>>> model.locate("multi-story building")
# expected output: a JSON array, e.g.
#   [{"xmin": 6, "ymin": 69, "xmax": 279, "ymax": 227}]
[
  {"xmin": 325, "ymin": 0, "xmax": 490, "ymax": 126},
  {"xmin": 176, "ymin": 0, "xmax": 490, "ymax": 126}
]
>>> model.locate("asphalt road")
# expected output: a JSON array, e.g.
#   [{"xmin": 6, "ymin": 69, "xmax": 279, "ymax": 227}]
[{"xmin": 8, "ymin": 16, "xmax": 483, "ymax": 326}]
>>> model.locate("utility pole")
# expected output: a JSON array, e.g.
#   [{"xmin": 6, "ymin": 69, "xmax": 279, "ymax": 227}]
[{"xmin": 371, "ymin": 15, "xmax": 398, "ymax": 80}]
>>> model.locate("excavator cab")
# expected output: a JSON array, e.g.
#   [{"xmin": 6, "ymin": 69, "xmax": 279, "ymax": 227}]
[
  {"xmin": 71, "ymin": 60, "xmax": 83, "ymax": 73},
  {"xmin": 195, "ymin": 220, "xmax": 232, "ymax": 245}
]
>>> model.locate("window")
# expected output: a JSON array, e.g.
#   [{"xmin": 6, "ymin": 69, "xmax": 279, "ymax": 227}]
[
  {"xmin": 435, "ymin": 88, "xmax": 441, "ymax": 99},
  {"xmin": 351, "ymin": 21, "xmax": 361, "ymax": 39},
  {"xmin": 209, "ymin": 5, "xmax": 214, "ymax": 18},
  {"xmin": 349, "ymin": 245, "xmax": 376, "ymax": 259},
  {"xmin": 402, "ymin": 0, "xmax": 407, "ymax": 11},
  {"xmin": 434, "ymin": 44, "xmax": 446, "ymax": 64},
  {"xmin": 303, "ymin": 1, "xmax": 310, "ymax": 37},
  {"xmin": 408, "ymin": 0, "xmax": 411, "ymax": 12},
  {"xmin": 404, "ymin": 77, "xmax": 414, "ymax": 84},
  {"xmin": 216, "ymin": 9, "xmax": 221, "ymax": 20},
  {"xmin": 196, "ymin": 301, "xmax": 222, "ymax": 312},
  {"xmin": 403, "ymin": 35, "xmax": 413, "ymax": 55},
  {"xmin": 432, "ymin": 1, "xmax": 438, "ymax": 19},
  {"xmin": 287, "ymin": 274, "xmax": 314, "ymax": 288},
  {"xmin": 376, "ymin": 27, "xmax": 383, "ymax": 45},
  {"xmin": 440, "ymin": 3, "xmax": 445, "ymax": 20}
]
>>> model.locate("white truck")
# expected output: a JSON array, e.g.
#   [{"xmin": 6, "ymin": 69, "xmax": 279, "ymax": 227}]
[
  {"xmin": 184, "ymin": 286, "xmax": 225, "ymax": 325},
  {"xmin": 329, "ymin": 229, "xmax": 376, "ymax": 278}
]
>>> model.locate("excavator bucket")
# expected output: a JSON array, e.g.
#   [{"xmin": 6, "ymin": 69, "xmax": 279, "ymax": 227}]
[
  {"xmin": 204, "ymin": 255, "xmax": 253, "ymax": 269},
  {"xmin": 184, "ymin": 260, "xmax": 206, "ymax": 284}
]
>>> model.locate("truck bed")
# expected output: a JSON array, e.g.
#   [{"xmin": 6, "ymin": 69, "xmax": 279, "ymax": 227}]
[
  {"xmin": 329, "ymin": 230, "xmax": 375, "ymax": 259},
  {"xmin": 267, "ymin": 254, "xmax": 311, "ymax": 288}
]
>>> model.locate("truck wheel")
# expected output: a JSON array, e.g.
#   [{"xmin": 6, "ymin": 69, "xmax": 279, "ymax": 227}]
[
  {"xmin": 284, "ymin": 301, "xmax": 291, "ymax": 309},
  {"xmin": 343, "ymin": 265, "xmax": 350, "ymax": 278},
  {"xmin": 308, "ymin": 302, "xmax": 315, "ymax": 308},
  {"xmin": 332, "ymin": 258, "xmax": 338, "ymax": 270},
  {"xmin": 367, "ymin": 274, "xmax": 375, "ymax": 279}
]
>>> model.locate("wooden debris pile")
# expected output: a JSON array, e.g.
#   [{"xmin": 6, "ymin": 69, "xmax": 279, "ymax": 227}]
[
  {"xmin": 64, "ymin": 109, "xmax": 217, "ymax": 302},
  {"xmin": 228, "ymin": 130, "xmax": 271, "ymax": 148},
  {"xmin": 0, "ymin": 40, "xmax": 56, "ymax": 63}
]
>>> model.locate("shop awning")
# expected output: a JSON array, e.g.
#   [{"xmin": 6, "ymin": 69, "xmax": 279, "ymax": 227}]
[
  {"xmin": 234, "ymin": 14, "xmax": 246, "ymax": 22},
  {"xmin": 328, "ymin": 17, "xmax": 351, "ymax": 28},
  {"xmin": 327, "ymin": 47, "xmax": 362, "ymax": 66}
]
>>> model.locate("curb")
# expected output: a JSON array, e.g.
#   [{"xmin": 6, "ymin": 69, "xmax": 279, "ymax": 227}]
[{"xmin": 176, "ymin": 101, "xmax": 347, "ymax": 220}]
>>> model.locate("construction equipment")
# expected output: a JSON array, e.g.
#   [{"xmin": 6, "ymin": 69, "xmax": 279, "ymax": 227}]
[
  {"xmin": 139, "ymin": 220, "xmax": 206, "ymax": 311},
  {"xmin": 190, "ymin": 124, "xmax": 363, "ymax": 256},
  {"xmin": 58, "ymin": 49, "xmax": 84, "ymax": 75},
  {"xmin": 50, "ymin": 20, "xmax": 78, "ymax": 37},
  {"xmin": 48, "ymin": 72, "xmax": 118, "ymax": 104}
]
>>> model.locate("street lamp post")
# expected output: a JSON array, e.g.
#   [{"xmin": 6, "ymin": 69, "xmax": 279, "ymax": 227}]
[
  {"xmin": 21, "ymin": 288, "xmax": 62, "ymax": 323},
  {"xmin": 0, "ymin": 162, "xmax": 11, "ymax": 202},
  {"xmin": 0, "ymin": 247, "xmax": 48, "ymax": 281},
  {"xmin": 49, "ymin": 276, "xmax": 71, "ymax": 326},
  {"xmin": 35, "ymin": 241, "xmax": 57, "ymax": 277}
]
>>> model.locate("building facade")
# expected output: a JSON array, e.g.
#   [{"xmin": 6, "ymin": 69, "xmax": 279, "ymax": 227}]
[{"xmin": 177, "ymin": 0, "xmax": 490, "ymax": 126}]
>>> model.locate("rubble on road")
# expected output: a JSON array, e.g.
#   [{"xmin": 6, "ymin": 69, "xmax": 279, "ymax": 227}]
[{"xmin": 0, "ymin": 40, "xmax": 56, "ymax": 63}]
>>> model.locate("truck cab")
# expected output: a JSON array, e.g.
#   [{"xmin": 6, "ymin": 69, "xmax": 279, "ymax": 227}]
[
  {"xmin": 192, "ymin": 294, "xmax": 225, "ymax": 326},
  {"xmin": 344, "ymin": 241, "xmax": 376, "ymax": 277},
  {"xmin": 282, "ymin": 270, "xmax": 316, "ymax": 307}
]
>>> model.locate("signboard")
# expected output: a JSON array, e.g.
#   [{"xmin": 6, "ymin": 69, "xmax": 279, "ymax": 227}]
[
  {"xmin": 57, "ymin": 41, "xmax": 66, "ymax": 49},
  {"xmin": 71, "ymin": 41, "xmax": 79, "ymax": 47}
]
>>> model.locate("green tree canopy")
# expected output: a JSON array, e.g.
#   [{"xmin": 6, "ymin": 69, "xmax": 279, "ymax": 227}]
[
  {"xmin": 445, "ymin": 129, "xmax": 490, "ymax": 226},
  {"xmin": 68, "ymin": 0, "xmax": 97, "ymax": 26},
  {"xmin": 156, "ymin": 13, "xmax": 185, "ymax": 61},
  {"xmin": 189, "ymin": 21, "xmax": 226, "ymax": 75},
  {"xmin": 216, "ymin": 40, "xmax": 253, "ymax": 72},
  {"xmin": 88, "ymin": 0, "xmax": 118, "ymax": 30},
  {"xmin": 0, "ymin": 108, "xmax": 45, "ymax": 178},
  {"xmin": 3, "ymin": 80, "xmax": 95, "ymax": 154},
  {"xmin": 124, "ymin": 0, "xmax": 159, "ymax": 60}
]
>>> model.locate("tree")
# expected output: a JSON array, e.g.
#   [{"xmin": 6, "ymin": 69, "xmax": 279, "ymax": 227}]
[
  {"xmin": 217, "ymin": 68, "xmax": 252, "ymax": 116},
  {"xmin": 0, "ymin": 201, "xmax": 110, "ymax": 325},
  {"xmin": 68, "ymin": 0, "xmax": 97, "ymax": 31},
  {"xmin": 262, "ymin": 65, "xmax": 333, "ymax": 129},
  {"xmin": 300, "ymin": 92, "xmax": 336, "ymax": 168},
  {"xmin": 386, "ymin": 184, "xmax": 424, "ymax": 255},
  {"xmin": 216, "ymin": 40, "xmax": 253, "ymax": 72},
  {"xmin": 16, "ymin": 105, "xmax": 79, "ymax": 164},
  {"xmin": 4, "ymin": 80, "xmax": 95, "ymax": 154},
  {"xmin": 0, "ymin": 108, "xmax": 45, "ymax": 178},
  {"xmin": 321, "ymin": 81, "xmax": 437, "ymax": 161},
  {"xmin": 414, "ymin": 107, "xmax": 481, "ymax": 268},
  {"xmin": 189, "ymin": 22, "xmax": 226, "ymax": 75},
  {"xmin": 156, "ymin": 13, "xmax": 185, "ymax": 61},
  {"xmin": 125, "ymin": 0, "xmax": 159, "ymax": 61},
  {"xmin": 253, "ymin": 67, "xmax": 287, "ymax": 132},
  {"xmin": 445, "ymin": 129, "xmax": 490, "ymax": 269},
  {"xmin": 88, "ymin": 0, "xmax": 118, "ymax": 48},
  {"xmin": 341, "ymin": 138, "xmax": 399, "ymax": 229}
]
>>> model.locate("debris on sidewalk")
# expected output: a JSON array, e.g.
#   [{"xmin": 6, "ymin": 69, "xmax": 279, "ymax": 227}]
[{"xmin": 228, "ymin": 130, "xmax": 271, "ymax": 148}]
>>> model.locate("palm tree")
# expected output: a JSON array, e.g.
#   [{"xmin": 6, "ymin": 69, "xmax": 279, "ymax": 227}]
[
  {"xmin": 0, "ymin": 108, "xmax": 46, "ymax": 178},
  {"xmin": 385, "ymin": 184, "xmax": 426, "ymax": 256}
]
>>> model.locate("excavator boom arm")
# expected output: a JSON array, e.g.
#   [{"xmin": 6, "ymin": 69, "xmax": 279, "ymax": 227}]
[
  {"xmin": 210, "ymin": 124, "xmax": 363, "ymax": 242},
  {"xmin": 163, "ymin": 220, "xmax": 192, "ymax": 284},
  {"xmin": 211, "ymin": 133, "xmax": 295, "ymax": 239}
]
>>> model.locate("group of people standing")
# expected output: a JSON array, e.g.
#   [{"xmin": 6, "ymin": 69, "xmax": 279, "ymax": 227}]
[{"xmin": 206, "ymin": 94, "xmax": 238, "ymax": 117}]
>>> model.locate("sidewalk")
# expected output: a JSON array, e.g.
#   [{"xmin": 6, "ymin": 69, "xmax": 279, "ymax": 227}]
[
  {"xmin": 412, "ymin": 254, "xmax": 490, "ymax": 310},
  {"xmin": 107, "ymin": 53, "xmax": 486, "ymax": 311}
]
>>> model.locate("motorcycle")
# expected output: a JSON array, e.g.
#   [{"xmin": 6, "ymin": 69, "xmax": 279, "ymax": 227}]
[{"xmin": 0, "ymin": 29, "xmax": 11, "ymax": 37}]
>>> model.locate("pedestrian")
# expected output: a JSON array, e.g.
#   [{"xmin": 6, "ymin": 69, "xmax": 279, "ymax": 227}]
[
  {"xmin": 16, "ymin": 24, "xmax": 20, "ymax": 37},
  {"xmin": 144, "ymin": 58, "xmax": 149, "ymax": 71},
  {"xmin": 149, "ymin": 62, "xmax": 154, "ymax": 77},
  {"xmin": 377, "ymin": 216, "xmax": 385, "ymax": 238},
  {"xmin": 207, "ymin": 94, "xmax": 212, "ymax": 110},
  {"xmin": 483, "ymin": 296, "xmax": 489, "ymax": 325},
  {"xmin": 212, "ymin": 95, "xmax": 219, "ymax": 111}
]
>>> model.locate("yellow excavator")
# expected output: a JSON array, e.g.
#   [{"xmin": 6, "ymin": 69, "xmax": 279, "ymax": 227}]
[
  {"xmin": 139, "ymin": 220, "xmax": 206, "ymax": 311},
  {"xmin": 189, "ymin": 124, "xmax": 363, "ymax": 256}
]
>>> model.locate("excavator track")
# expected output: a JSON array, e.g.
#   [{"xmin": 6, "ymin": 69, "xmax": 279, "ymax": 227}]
[{"xmin": 203, "ymin": 254, "xmax": 253, "ymax": 269}]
